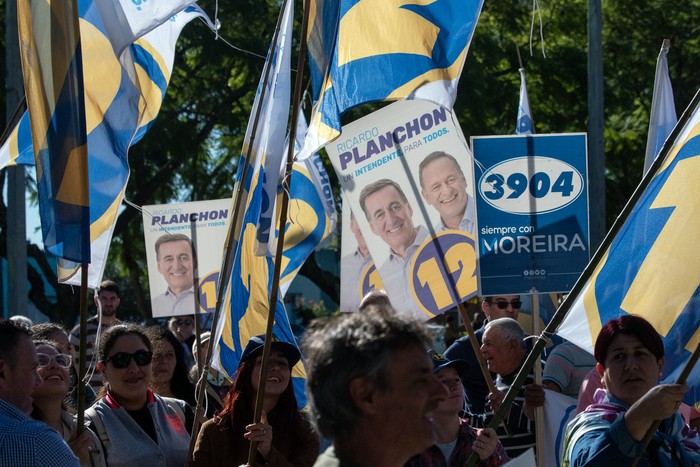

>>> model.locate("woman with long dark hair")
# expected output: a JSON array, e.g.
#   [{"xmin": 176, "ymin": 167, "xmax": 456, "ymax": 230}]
[
  {"xmin": 145, "ymin": 326, "xmax": 196, "ymax": 406},
  {"xmin": 189, "ymin": 334, "xmax": 319, "ymax": 466}
]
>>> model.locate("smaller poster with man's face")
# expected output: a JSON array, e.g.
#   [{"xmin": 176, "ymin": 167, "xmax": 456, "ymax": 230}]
[
  {"xmin": 142, "ymin": 199, "xmax": 230, "ymax": 318},
  {"xmin": 329, "ymin": 99, "xmax": 479, "ymax": 320}
]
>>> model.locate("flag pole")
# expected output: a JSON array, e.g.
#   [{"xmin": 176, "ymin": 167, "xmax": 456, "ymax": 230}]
[
  {"xmin": 187, "ymin": 2, "xmax": 290, "ymax": 454},
  {"xmin": 76, "ymin": 263, "xmax": 89, "ymax": 433},
  {"xmin": 530, "ymin": 289, "xmax": 545, "ymax": 467},
  {"xmin": 465, "ymin": 87, "xmax": 700, "ymax": 467},
  {"xmin": 247, "ymin": 0, "xmax": 311, "ymax": 462}
]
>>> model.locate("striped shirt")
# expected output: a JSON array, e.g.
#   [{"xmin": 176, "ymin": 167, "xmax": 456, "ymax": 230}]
[
  {"xmin": 467, "ymin": 370, "xmax": 536, "ymax": 459},
  {"xmin": 69, "ymin": 315, "xmax": 120, "ymax": 390}
]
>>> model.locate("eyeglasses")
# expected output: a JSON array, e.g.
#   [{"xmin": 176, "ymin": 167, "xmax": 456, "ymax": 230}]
[
  {"xmin": 491, "ymin": 300, "xmax": 522, "ymax": 310},
  {"xmin": 174, "ymin": 319, "xmax": 193, "ymax": 327},
  {"xmin": 37, "ymin": 353, "xmax": 72, "ymax": 369},
  {"xmin": 105, "ymin": 350, "xmax": 153, "ymax": 369}
]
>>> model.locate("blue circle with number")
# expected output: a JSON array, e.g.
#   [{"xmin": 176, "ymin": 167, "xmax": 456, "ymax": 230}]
[{"xmin": 409, "ymin": 231, "xmax": 478, "ymax": 315}]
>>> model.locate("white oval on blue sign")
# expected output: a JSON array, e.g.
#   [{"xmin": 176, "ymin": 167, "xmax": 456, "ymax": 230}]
[{"xmin": 478, "ymin": 156, "xmax": 584, "ymax": 215}]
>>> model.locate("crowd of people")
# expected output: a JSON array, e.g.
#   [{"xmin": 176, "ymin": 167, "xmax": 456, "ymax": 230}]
[{"xmin": 1, "ymin": 280, "xmax": 699, "ymax": 467}]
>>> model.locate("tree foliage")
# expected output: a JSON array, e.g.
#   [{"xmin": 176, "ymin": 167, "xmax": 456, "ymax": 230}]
[{"xmin": 1, "ymin": 0, "xmax": 699, "ymax": 322}]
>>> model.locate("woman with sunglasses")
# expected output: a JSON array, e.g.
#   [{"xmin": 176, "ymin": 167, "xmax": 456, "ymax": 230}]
[
  {"xmin": 189, "ymin": 334, "xmax": 319, "ymax": 466},
  {"xmin": 31, "ymin": 339, "xmax": 106, "ymax": 467},
  {"xmin": 86, "ymin": 324, "xmax": 191, "ymax": 466},
  {"xmin": 562, "ymin": 315, "xmax": 700, "ymax": 466}
]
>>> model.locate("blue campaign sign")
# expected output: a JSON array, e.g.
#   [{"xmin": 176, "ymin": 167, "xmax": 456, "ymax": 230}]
[{"xmin": 472, "ymin": 134, "xmax": 590, "ymax": 295}]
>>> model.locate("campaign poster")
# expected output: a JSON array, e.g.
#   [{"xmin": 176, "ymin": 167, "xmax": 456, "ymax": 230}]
[
  {"xmin": 142, "ymin": 199, "xmax": 230, "ymax": 318},
  {"xmin": 327, "ymin": 99, "xmax": 478, "ymax": 320},
  {"xmin": 472, "ymin": 134, "xmax": 590, "ymax": 295},
  {"xmin": 339, "ymin": 194, "xmax": 383, "ymax": 312}
]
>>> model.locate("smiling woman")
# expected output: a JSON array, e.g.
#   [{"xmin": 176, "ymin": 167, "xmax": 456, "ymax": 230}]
[
  {"xmin": 85, "ymin": 324, "xmax": 192, "ymax": 467},
  {"xmin": 190, "ymin": 334, "xmax": 319, "ymax": 467},
  {"xmin": 31, "ymin": 340, "xmax": 106, "ymax": 467}
]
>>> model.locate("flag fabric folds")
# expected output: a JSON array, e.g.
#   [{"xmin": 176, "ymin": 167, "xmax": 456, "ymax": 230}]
[
  {"xmin": 249, "ymin": 0, "xmax": 294, "ymax": 256},
  {"xmin": 298, "ymin": 0, "xmax": 484, "ymax": 159},
  {"xmin": 643, "ymin": 39, "xmax": 676, "ymax": 176},
  {"xmin": 17, "ymin": 0, "xmax": 90, "ymax": 262},
  {"xmin": 210, "ymin": 0, "xmax": 337, "ymax": 405},
  {"xmin": 557, "ymin": 92, "xmax": 700, "ymax": 405},
  {"xmin": 2, "ymin": 2, "xmax": 210, "ymax": 287},
  {"xmin": 516, "ymin": 67, "xmax": 534, "ymax": 135},
  {"xmin": 93, "ymin": 0, "xmax": 196, "ymax": 58}
]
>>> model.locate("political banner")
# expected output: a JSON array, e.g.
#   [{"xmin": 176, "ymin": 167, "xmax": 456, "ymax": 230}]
[
  {"xmin": 472, "ymin": 134, "xmax": 590, "ymax": 295},
  {"xmin": 142, "ymin": 199, "xmax": 229, "ymax": 318},
  {"xmin": 327, "ymin": 99, "xmax": 478, "ymax": 320}
]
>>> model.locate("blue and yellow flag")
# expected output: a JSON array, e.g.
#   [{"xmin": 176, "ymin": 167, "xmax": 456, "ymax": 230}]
[
  {"xmin": 211, "ymin": 0, "xmax": 333, "ymax": 407},
  {"xmin": 212, "ymin": 152, "xmax": 335, "ymax": 407},
  {"xmin": 18, "ymin": 0, "xmax": 90, "ymax": 263},
  {"xmin": 3, "ymin": 2, "xmax": 210, "ymax": 286},
  {"xmin": 557, "ymin": 91, "xmax": 700, "ymax": 405},
  {"xmin": 298, "ymin": 0, "xmax": 484, "ymax": 160}
]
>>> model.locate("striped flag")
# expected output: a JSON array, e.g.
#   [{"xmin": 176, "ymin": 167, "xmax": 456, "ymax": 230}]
[
  {"xmin": 18, "ymin": 0, "xmax": 90, "ymax": 262},
  {"xmin": 298, "ymin": 0, "xmax": 484, "ymax": 160},
  {"xmin": 643, "ymin": 39, "xmax": 676, "ymax": 176},
  {"xmin": 557, "ymin": 90, "xmax": 700, "ymax": 406},
  {"xmin": 2, "ymin": 2, "xmax": 211, "ymax": 286}
]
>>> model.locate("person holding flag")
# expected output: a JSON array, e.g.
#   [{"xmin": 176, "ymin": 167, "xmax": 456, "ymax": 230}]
[
  {"xmin": 190, "ymin": 334, "xmax": 319, "ymax": 467},
  {"xmin": 562, "ymin": 315, "xmax": 700, "ymax": 466}
]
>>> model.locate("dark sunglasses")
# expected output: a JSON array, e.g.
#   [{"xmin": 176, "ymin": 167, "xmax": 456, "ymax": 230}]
[
  {"xmin": 37, "ymin": 353, "xmax": 72, "ymax": 369},
  {"xmin": 492, "ymin": 300, "xmax": 522, "ymax": 310},
  {"xmin": 105, "ymin": 350, "xmax": 153, "ymax": 369},
  {"xmin": 174, "ymin": 319, "xmax": 194, "ymax": 326}
]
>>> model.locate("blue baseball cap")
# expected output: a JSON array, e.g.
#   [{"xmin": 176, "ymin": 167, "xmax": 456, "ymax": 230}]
[
  {"xmin": 240, "ymin": 334, "xmax": 301, "ymax": 367},
  {"xmin": 428, "ymin": 349, "xmax": 469, "ymax": 379}
]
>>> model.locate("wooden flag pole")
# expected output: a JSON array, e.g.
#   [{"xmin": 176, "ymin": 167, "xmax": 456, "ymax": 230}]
[
  {"xmin": 531, "ymin": 290, "xmax": 544, "ymax": 467},
  {"xmin": 246, "ymin": 0, "xmax": 311, "ymax": 463},
  {"xmin": 465, "ymin": 88, "xmax": 700, "ymax": 467},
  {"xmin": 76, "ymin": 263, "xmax": 89, "ymax": 434},
  {"xmin": 187, "ymin": 2, "xmax": 289, "ymax": 456}
]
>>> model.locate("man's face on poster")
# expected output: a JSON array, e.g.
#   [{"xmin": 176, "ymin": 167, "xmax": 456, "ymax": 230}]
[
  {"xmin": 156, "ymin": 240, "xmax": 194, "ymax": 295},
  {"xmin": 420, "ymin": 156, "xmax": 468, "ymax": 222},
  {"xmin": 364, "ymin": 185, "xmax": 416, "ymax": 254}
]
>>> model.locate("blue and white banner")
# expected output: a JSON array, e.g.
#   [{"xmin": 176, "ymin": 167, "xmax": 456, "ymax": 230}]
[{"xmin": 472, "ymin": 134, "xmax": 590, "ymax": 295}]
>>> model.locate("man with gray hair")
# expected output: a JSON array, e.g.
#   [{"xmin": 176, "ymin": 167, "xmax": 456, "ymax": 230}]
[
  {"xmin": 468, "ymin": 317, "xmax": 538, "ymax": 459},
  {"xmin": 418, "ymin": 151, "xmax": 475, "ymax": 236},
  {"xmin": 303, "ymin": 308, "xmax": 448, "ymax": 467},
  {"xmin": 359, "ymin": 179, "xmax": 429, "ymax": 320}
]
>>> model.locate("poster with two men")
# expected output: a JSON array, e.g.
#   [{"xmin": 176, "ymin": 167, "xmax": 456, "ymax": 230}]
[{"xmin": 332, "ymin": 99, "xmax": 479, "ymax": 319}]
